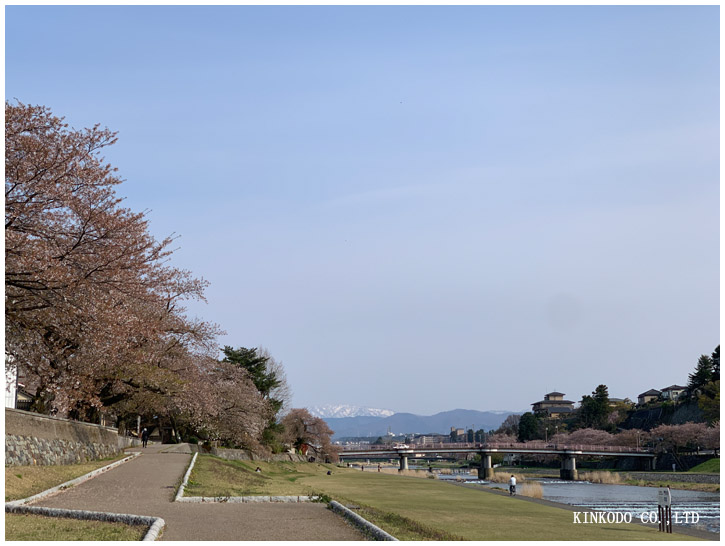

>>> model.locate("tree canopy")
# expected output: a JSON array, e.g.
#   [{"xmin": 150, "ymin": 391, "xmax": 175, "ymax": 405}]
[
  {"xmin": 578, "ymin": 384, "xmax": 611, "ymax": 430},
  {"xmin": 280, "ymin": 408, "xmax": 339, "ymax": 462},
  {"xmin": 517, "ymin": 412, "xmax": 539, "ymax": 442},
  {"xmin": 687, "ymin": 354, "xmax": 714, "ymax": 398},
  {"xmin": 5, "ymin": 102, "xmax": 274, "ymax": 451}
]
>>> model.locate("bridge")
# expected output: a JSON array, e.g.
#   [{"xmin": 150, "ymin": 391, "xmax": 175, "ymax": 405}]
[{"xmin": 339, "ymin": 442, "xmax": 656, "ymax": 480}]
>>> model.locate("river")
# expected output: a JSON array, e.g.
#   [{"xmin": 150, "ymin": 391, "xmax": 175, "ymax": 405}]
[{"xmin": 434, "ymin": 473, "xmax": 720, "ymax": 534}]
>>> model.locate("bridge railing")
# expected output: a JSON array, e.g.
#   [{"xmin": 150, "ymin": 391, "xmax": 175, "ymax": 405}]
[{"xmin": 341, "ymin": 442, "xmax": 652, "ymax": 453}]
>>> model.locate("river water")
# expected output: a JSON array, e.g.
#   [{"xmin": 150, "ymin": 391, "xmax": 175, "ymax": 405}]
[{"xmin": 434, "ymin": 473, "xmax": 720, "ymax": 534}]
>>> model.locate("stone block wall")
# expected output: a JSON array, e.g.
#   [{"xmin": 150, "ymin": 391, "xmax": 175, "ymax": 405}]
[
  {"xmin": 5, "ymin": 408, "xmax": 123, "ymax": 466},
  {"xmin": 188, "ymin": 444, "xmax": 305, "ymax": 463}
]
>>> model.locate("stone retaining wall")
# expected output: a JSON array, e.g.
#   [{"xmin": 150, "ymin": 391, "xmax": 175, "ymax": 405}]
[
  {"xmin": 188, "ymin": 444, "xmax": 305, "ymax": 463},
  {"xmin": 5, "ymin": 408, "xmax": 124, "ymax": 466}
]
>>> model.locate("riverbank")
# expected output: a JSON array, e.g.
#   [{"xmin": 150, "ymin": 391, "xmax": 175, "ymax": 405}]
[
  {"xmin": 494, "ymin": 466, "xmax": 719, "ymax": 493},
  {"xmin": 623, "ymin": 475, "xmax": 719, "ymax": 493},
  {"xmin": 451, "ymin": 481, "xmax": 717, "ymax": 541},
  {"xmin": 187, "ymin": 456, "xmax": 703, "ymax": 540}
]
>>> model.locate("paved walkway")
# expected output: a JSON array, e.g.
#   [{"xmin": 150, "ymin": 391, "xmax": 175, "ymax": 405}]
[{"xmin": 31, "ymin": 443, "xmax": 364, "ymax": 541}]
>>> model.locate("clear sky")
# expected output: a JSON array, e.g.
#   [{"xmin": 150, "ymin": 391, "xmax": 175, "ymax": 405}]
[{"xmin": 5, "ymin": 6, "xmax": 719, "ymax": 415}]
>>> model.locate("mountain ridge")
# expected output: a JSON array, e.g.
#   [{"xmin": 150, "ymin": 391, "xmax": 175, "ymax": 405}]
[
  {"xmin": 307, "ymin": 404, "xmax": 395, "ymax": 418},
  {"xmin": 321, "ymin": 408, "xmax": 519, "ymax": 439}
]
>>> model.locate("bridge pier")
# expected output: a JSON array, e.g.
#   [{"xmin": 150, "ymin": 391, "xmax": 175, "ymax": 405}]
[
  {"xmin": 477, "ymin": 453, "xmax": 494, "ymax": 480},
  {"xmin": 399, "ymin": 454, "xmax": 408, "ymax": 472},
  {"xmin": 560, "ymin": 455, "xmax": 578, "ymax": 480}
]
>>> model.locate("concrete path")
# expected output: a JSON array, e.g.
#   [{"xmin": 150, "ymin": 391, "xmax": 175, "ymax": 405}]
[{"xmin": 32, "ymin": 443, "xmax": 365, "ymax": 541}]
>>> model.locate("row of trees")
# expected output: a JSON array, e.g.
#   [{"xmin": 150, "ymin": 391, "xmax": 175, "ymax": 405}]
[
  {"xmin": 5, "ymin": 102, "xmax": 336, "ymax": 457},
  {"xmin": 490, "ymin": 423, "xmax": 719, "ymax": 454}
]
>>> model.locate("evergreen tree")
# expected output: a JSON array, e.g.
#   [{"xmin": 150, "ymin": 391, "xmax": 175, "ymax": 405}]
[
  {"xmin": 687, "ymin": 354, "xmax": 713, "ymax": 398},
  {"xmin": 221, "ymin": 346, "xmax": 285, "ymax": 449},
  {"xmin": 517, "ymin": 412, "xmax": 539, "ymax": 442},
  {"xmin": 221, "ymin": 346, "xmax": 280, "ymax": 400},
  {"xmin": 698, "ymin": 380, "xmax": 720, "ymax": 423},
  {"xmin": 711, "ymin": 346, "xmax": 720, "ymax": 382},
  {"xmin": 578, "ymin": 385, "xmax": 611, "ymax": 429}
]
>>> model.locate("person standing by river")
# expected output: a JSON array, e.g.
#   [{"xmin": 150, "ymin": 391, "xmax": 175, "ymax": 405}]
[{"xmin": 509, "ymin": 475, "xmax": 516, "ymax": 496}]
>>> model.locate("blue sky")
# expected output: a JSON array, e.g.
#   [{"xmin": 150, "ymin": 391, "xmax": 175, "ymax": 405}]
[{"xmin": 6, "ymin": 6, "xmax": 719, "ymax": 415}]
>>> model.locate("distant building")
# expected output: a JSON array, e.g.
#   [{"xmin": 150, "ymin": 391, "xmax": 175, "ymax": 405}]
[
  {"xmin": 608, "ymin": 397, "xmax": 633, "ymax": 408},
  {"xmin": 660, "ymin": 385, "xmax": 687, "ymax": 401},
  {"xmin": 531, "ymin": 392, "xmax": 575, "ymax": 419},
  {"xmin": 637, "ymin": 389, "xmax": 661, "ymax": 406},
  {"xmin": 411, "ymin": 434, "xmax": 448, "ymax": 445},
  {"xmin": 450, "ymin": 427, "xmax": 465, "ymax": 439}
]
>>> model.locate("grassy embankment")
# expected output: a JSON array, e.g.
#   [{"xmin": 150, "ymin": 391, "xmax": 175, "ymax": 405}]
[
  {"xmin": 186, "ymin": 455, "xmax": 698, "ymax": 541},
  {"xmin": 688, "ymin": 459, "xmax": 719, "ymax": 473},
  {"xmin": 5, "ymin": 452, "xmax": 147, "ymax": 541},
  {"xmin": 5, "ymin": 514, "xmax": 146, "ymax": 541},
  {"xmin": 622, "ymin": 477, "xmax": 719, "ymax": 493},
  {"xmin": 621, "ymin": 459, "xmax": 720, "ymax": 493},
  {"xmin": 5, "ymin": 453, "xmax": 128, "ymax": 501}
]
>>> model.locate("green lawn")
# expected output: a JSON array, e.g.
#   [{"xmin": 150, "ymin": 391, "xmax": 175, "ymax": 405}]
[
  {"xmin": 184, "ymin": 456, "xmax": 323, "ymax": 497},
  {"xmin": 188, "ymin": 456, "xmax": 699, "ymax": 541},
  {"xmin": 688, "ymin": 459, "xmax": 719, "ymax": 473},
  {"xmin": 5, "ymin": 453, "xmax": 129, "ymax": 501},
  {"xmin": 5, "ymin": 514, "xmax": 146, "ymax": 541}
]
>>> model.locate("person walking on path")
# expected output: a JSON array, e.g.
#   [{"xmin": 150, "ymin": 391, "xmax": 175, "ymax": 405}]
[
  {"xmin": 509, "ymin": 475, "xmax": 516, "ymax": 496},
  {"xmin": 141, "ymin": 427, "xmax": 149, "ymax": 448}
]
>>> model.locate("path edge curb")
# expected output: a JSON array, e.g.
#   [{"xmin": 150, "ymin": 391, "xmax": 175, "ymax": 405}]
[
  {"xmin": 174, "ymin": 452, "xmax": 197, "ymax": 501},
  {"xmin": 329, "ymin": 500, "xmax": 398, "ymax": 541},
  {"xmin": 4, "ymin": 451, "xmax": 166, "ymax": 541},
  {"xmin": 6, "ymin": 452, "xmax": 141, "ymax": 507},
  {"xmin": 5, "ymin": 504, "xmax": 165, "ymax": 541}
]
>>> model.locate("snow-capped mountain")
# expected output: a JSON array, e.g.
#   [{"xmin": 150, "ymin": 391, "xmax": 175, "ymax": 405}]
[{"xmin": 307, "ymin": 405, "xmax": 395, "ymax": 419}]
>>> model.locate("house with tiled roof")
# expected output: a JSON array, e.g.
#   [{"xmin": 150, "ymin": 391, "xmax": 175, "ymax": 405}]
[
  {"xmin": 660, "ymin": 385, "xmax": 687, "ymax": 401},
  {"xmin": 637, "ymin": 389, "xmax": 661, "ymax": 406},
  {"xmin": 531, "ymin": 392, "xmax": 575, "ymax": 419}
]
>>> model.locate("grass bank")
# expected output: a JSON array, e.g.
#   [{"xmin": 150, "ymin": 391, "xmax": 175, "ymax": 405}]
[
  {"xmin": 688, "ymin": 459, "xmax": 719, "ymax": 473},
  {"xmin": 5, "ymin": 453, "xmax": 129, "ymax": 501},
  {"xmin": 188, "ymin": 456, "xmax": 697, "ymax": 540},
  {"xmin": 622, "ymin": 477, "xmax": 719, "ymax": 493},
  {"xmin": 5, "ymin": 514, "xmax": 146, "ymax": 541},
  {"xmin": 184, "ymin": 456, "xmax": 330, "ymax": 497}
]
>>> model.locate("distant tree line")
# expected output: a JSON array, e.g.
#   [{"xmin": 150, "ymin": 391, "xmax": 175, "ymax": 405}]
[{"xmin": 493, "ymin": 346, "xmax": 719, "ymax": 446}]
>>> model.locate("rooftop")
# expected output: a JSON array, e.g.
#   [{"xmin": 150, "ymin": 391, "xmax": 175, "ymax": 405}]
[
  {"xmin": 660, "ymin": 385, "xmax": 686, "ymax": 391},
  {"xmin": 639, "ymin": 389, "xmax": 661, "ymax": 397}
]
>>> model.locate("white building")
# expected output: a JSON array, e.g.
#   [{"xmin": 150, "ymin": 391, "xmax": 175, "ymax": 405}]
[{"xmin": 5, "ymin": 354, "xmax": 17, "ymax": 408}]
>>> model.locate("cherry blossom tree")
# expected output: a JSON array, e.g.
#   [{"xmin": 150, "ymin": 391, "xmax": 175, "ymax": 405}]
[
  {"xmin": 6, "ymin": 102, "xmax": 272, "ymax": 449},
  {"xmin": 556, "ymin": 428, "xmax": 615, "ymax": 446},
  {"xmin": 281, "ymin": 408, "xmax": 339, "ymax": 462},
  {"xmin": 649, "ymin": 422, "xmax": 709, "ymax": 454},
  {"xmin": 696, "ymin": 422, "xmax": 719, "ymax": 450}
]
